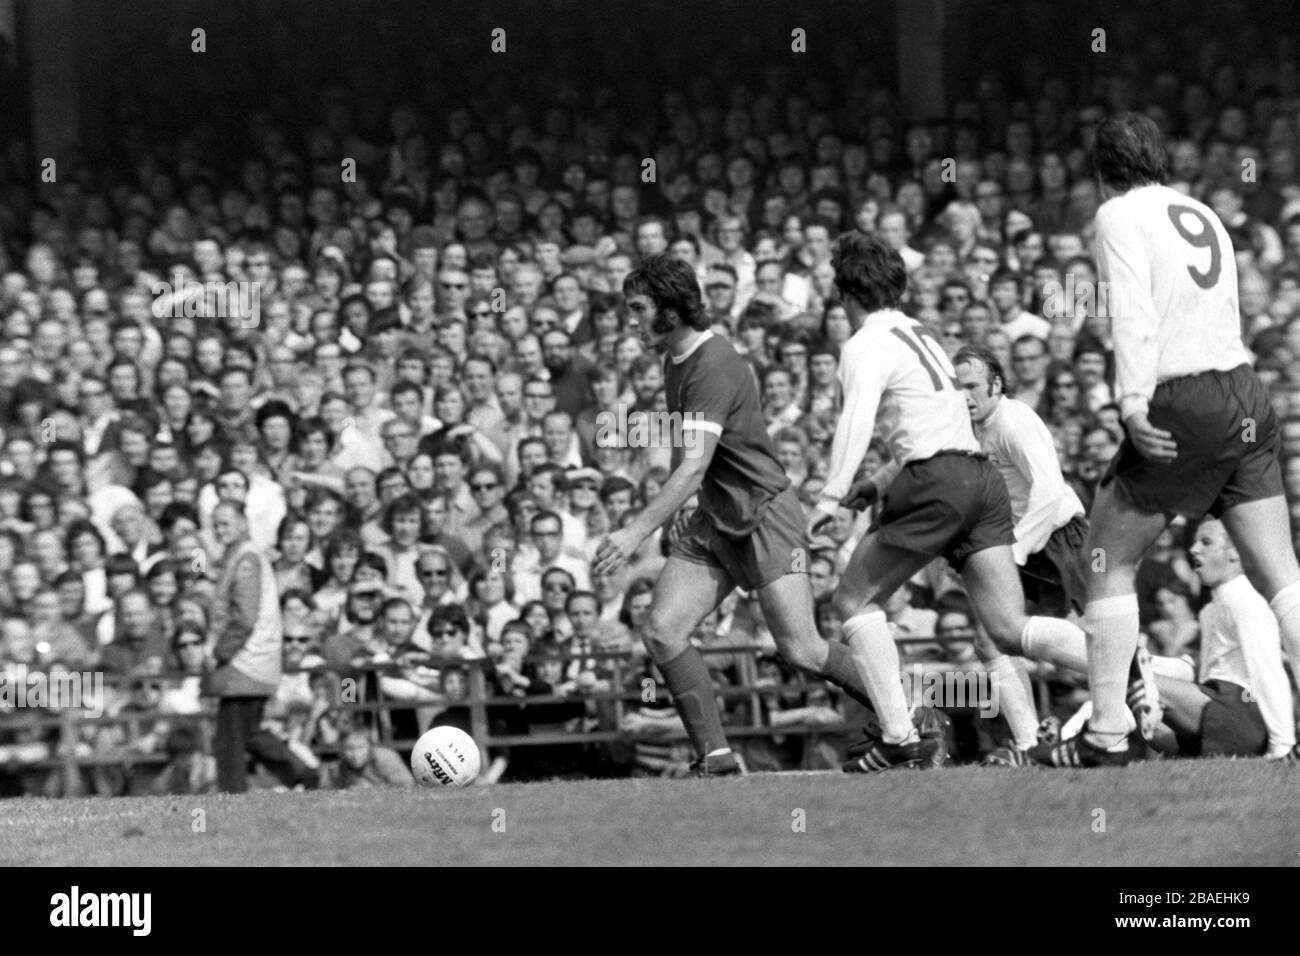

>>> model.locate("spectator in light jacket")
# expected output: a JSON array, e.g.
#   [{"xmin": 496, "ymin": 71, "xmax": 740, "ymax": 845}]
[{"xmin": 206, "ymin": 501, "xmax": 285, "ymax": 792}]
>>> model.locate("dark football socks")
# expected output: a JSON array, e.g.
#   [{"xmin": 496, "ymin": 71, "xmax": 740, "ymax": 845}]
[{"xmin": 659, "ymin": 645, "xmax": 730, "ymax": 757}]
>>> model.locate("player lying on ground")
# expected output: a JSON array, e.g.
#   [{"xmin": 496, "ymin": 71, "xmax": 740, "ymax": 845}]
[
  {"xmin": 1036, "ymin": 112, "xmax": 1300, "ymax": 767},
  {"xmin": 808, "ymin": 231, "xmax": 1104, "ymax": 771},
  {"xmin": 592, "ymin": 254, "xmax": 921, "ymax": 776},
  {"xmin": 1128, "ymin": 518, "xmax": 1295, "ymax": 760}
]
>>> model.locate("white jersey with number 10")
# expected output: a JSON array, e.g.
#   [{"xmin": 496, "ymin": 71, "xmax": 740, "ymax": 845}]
[
  {"xmin": 1094, "ymin": 183, "xmax": 1252, "ymax": 422},
  {"xmin": 819, "ymin": 309, "xmax": 978, "ymax": 509}
]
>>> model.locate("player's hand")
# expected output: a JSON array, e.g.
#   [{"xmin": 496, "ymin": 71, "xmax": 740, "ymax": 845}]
[
  {"xmin": 1126, "ymin": 413, "xmax": 1177, "ymax": 463},
  {"xmin": 666, "ymin": 507, "xmax": 693, "ymax": 546},
  {"xmin": 594, "ymin": 528, "xmax": 639, "ymax": 577},
  {"xmin": 805, "ymin": 507, "xmax": 833, "ymax": 541},
  {"xmin": 841, "ymin": 479, "xmax": 879, "ymax": 512}
]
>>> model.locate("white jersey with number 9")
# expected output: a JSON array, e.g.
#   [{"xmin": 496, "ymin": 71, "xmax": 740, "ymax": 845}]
[{"xmin": 1094, "ymin": 183, "xmax": 1252, "ymax": 421}]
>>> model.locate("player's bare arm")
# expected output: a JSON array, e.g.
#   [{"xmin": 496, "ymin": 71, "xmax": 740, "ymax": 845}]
[{"xmin": 594, "ymin": 431, "xmax": 719, "ymax": 577}]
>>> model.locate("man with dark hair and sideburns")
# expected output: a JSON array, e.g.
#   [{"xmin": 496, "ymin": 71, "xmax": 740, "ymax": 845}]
[
  {"xmin": 1034, "ymin": 112, "xmax": 1300, "ymax": 767},
  {"xmin": 592, "ymin": 254, "xmax": 889, "ymax": 776}
]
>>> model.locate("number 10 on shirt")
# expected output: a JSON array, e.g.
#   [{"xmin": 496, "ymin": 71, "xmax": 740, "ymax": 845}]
[{"xmin": 890, "ymin": 324, "xmax": 958, "ymax": 391}]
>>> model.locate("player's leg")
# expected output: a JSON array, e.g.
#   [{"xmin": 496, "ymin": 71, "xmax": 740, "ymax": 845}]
[
  {"xmin": 956, "ymin": 546, "xmax": 1059, "ymax": 753},
  {"xmin": 1220, "ymin": 496, "xmax": 1300, "ymax": 690},
  {"xmin": 830, "ymin": 532, "xmax": 934, "ymax": 745},
  {"xmin": 755, "ymin": 571, "xmax": 881, "ymax": 717},
  {"xmin": 962, "ymin": 545, "xmax": 1089, "ymax": 672},
  {"xmin": 1079, "ymin": 483, "xmax": 1171, "ymax": 747},
  {"xmin": 1150, "ymin": 675, "xmax": 1211, "ymax": 747},
  {"xmin": 214, "ymin": 696, "xmax": 250, "ymax": 793},
  {"xmin": 740, "ymin": 487, "xmax": 889, "ymax": 714},
  {"xmin": 641, "ymin": 555, "xmax": 737, "ymax": 765}
]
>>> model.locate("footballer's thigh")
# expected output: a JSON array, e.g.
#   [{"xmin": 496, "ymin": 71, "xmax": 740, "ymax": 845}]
[
  {"xmin": 833, "ymin": 531, "xmax": 934, "ymax": 621},
  {"xmin": 959, "ymin": 544, "xmax": 1032, "ymax": 652},
  {"xmin": 1084, "ymin": 482, "xmax": 1171, "ymax": 600},
  {"xmin": 642, "ymin": 555, "xmax": 736, "ymax": 662},
  {"xmin": 1152, "ymin": 674, "xmax": 1211, "ymax": 737},
  {"xmin": 1220, "ymin": 496, "xmax": 1300, "ymax": 600}
]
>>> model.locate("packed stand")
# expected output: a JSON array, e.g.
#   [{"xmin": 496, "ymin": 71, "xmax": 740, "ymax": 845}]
[{"xmin": 2, "ymin": 13, "xmax": 1300, "ymax": 789}]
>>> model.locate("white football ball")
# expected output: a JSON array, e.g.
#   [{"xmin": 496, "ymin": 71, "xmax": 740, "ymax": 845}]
[{"xmin": 411, "ymin": 725, "xmax": 481, "ymax": 788}]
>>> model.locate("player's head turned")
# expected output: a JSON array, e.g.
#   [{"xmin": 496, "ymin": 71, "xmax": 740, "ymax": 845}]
[
  {"xmin": 953, "ymin": 344, "xmax": 1005, "ymax": 423},
  {"xmin": 1189, "ymin": 516, "xmax": 1241, "ymax": 589},
  {"xmin": 831, "ymin": 231, "xmax": 907, "ymax": 314},
  {"xmin": 623, "ymin": 254, "xmax": 707, "ymax": 342},
  {"xmin": 1091, "ymin": 112, "xmax": 1168, "ymax": 194}
]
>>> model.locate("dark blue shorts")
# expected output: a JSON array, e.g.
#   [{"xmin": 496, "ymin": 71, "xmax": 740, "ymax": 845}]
[
  {"xmin": 1103, "ymin": 364, "xmax": 1283, "ymax": 519},
  {"xmin": 1172, "ymin": 679, "xmax": 1268, "ymax": 758},
  {"xmin": 1020, "ymin": 513, "xmax": 1090, "ymax": 616},
  {"xmin": 673, "ymin": 485, "xmax": 807, "ymax": 591},
  {"xmin": 871, "ymin": 452, "xmax": 1015, "ymax": 571}
]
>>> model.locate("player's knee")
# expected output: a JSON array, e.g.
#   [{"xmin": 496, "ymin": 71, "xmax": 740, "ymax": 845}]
[
  {"xmin": 983, "ymin": 628, "xmax": 1021, "ymax": 656},
  {"xmin": 977, "ymin": 608, "xmax": 1027, "ymax": 655},
  {"xmin": 831, "ymin": 585, "xmax": 873, "ymax": 625},
  {"xmin": 640, "ymin": 614, "xmax": 687, "ymax": 661},
  {"xmin": 970, "ymin": 629, "xmax": 1000, "ymax": 661},
  {"xmin": 777, "ymin": 634, "xmax": 823, "ymax": 673}
]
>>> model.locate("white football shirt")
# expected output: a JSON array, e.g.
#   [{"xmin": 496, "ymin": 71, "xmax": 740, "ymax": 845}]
[
  {"xmin": 818, "ymin": 309, "xmax": 978, "ymax": 514},
  {"xmin": 1197, "ymin": 574, "xmax": 1296, "ymax": 757},
  {"xmin": 1094, "ymin": 183, "xmax": 1252, "ymax": 421},
  {"xmin": 974, "ymin": 397, "xmax": 1084, "ymax": 565}
]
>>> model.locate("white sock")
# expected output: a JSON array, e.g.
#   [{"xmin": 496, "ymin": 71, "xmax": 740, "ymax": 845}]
[
  {"xmin": 1012, "ymin": 655, "xmax": 1037, "ymax": 715},
  {"xmin": 1150, "ymin": 655, "xmax": 1195, "ymax": 682},
  {"xmin": 844, "ymin": 610, "xmax": 917, "ymax": 745},
  {"xmin": 1060, "ymin": 701, "xmax": 1092, "ymax": 740},
  {"xmin": 1084, "ymin": 594, "xmax": 1140, "ymax": 748},
  {"xmin": 1269, "ymin": 581, "xmax": 1300, "ymax": 684},
  {"xmin": 985, "ymin": 654, "xmax": 1039, "ymax": 751},
  {"xmin": 1020, "ymin": 616, "xmax": 1089, "ymax": 674}
]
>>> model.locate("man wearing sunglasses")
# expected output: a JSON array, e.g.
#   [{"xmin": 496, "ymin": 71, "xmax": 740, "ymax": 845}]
[
  {"xmin": 435, "ymin": 267, "xmax": 472, "ymax": 321},
  {"xmin": 515, "ymin": 510, "xmax": 590, "ymax": 605},
  {"xmin": 461, "ymin": 465, "xmax": 508, "ymax": 556},
  {"xmin": 411, "ymin": 550, "xmax": 460, "ymax": 638}
]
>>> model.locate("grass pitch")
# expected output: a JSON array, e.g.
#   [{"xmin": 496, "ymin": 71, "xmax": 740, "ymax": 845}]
[{"xmin": 4, "ymin": 758, "xmax": 1297, "ymax": 866}]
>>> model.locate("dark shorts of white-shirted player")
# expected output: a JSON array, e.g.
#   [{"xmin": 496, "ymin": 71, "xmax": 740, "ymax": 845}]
[
  {"xmin": 1171, "ymin": 679, "xmax": 1268, "ymax": 757},
  {"xmin": 869, "ymin": 450, "xmax": 1015, "ymax": 570},
  {"xmin": 672, "ymin": 485, "xmax": 807, "ymax": 590},
  {"xmin": 1020, "ymin": 513, "xmax": 1090, "ymax": 616},
  {"xmin": 1103, "ymin": 364, "xmax": 1284, "ymax": 518}
]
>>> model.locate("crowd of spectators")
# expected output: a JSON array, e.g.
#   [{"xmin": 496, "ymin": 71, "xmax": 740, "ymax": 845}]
[{"xmin": 2, "ymin": 8, "xmax": 1300, "ymax": 791}]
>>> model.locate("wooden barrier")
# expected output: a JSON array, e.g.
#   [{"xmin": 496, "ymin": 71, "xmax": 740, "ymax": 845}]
[{"xmin": 0, "ymin": 637, "xmax": 1063, "ymax": 789}]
